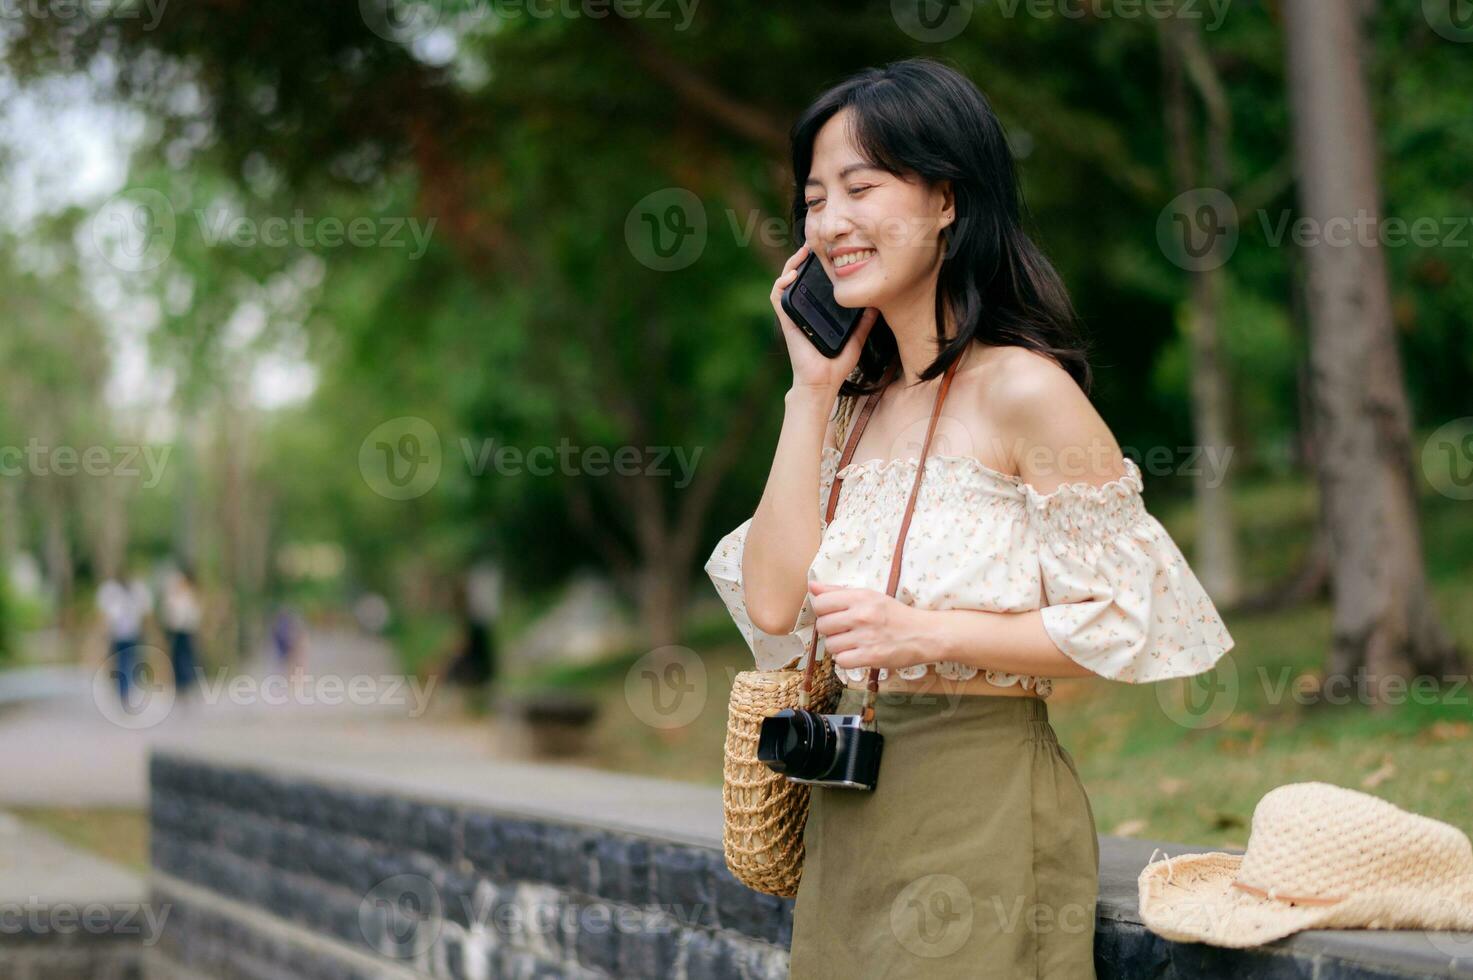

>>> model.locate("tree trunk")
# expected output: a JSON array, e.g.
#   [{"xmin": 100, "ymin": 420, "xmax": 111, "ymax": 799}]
[
  {"xmin": 1282, "ymin": 0, "xmax": 1463, "ymax": 704},
  {"xmin": 636, "ymin": 559, "xmax": 686, "ymax": 652},
  {"xmin": 1160, "ymin": 14, "xmax": 1241, "ymax": 607},
  {"xmin": 40, "ymin": 479, "xmax": 72, "ymax": 615}
]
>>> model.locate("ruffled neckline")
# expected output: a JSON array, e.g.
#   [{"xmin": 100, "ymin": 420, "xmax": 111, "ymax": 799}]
[{"xmin": 824, "ymin": 445, "xmax": 1143, "ymax": 503}]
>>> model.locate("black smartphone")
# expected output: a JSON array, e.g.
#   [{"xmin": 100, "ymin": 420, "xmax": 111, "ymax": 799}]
[{"xmin": 780, "ymin": 250, "xmax": 865, "ymax": 358}]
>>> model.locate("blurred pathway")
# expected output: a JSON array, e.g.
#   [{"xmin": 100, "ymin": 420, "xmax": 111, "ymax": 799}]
[{"xmin": 0, "ymin": 628, "xmax": 499, "ymax": 809}]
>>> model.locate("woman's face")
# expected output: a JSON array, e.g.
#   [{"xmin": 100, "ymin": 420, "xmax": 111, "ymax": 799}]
[{"xmin": 802, "ymin": 108, "xmax": 954, "ymax": 311}]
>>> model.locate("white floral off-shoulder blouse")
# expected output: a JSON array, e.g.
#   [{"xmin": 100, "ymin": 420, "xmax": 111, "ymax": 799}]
[{"xmin": 703, "ymin": 426, "xmax": 1235, "ymax": 698}]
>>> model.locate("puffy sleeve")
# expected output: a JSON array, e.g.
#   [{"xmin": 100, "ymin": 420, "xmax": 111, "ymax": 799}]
[
  {"xmin": 702, "ymin": 426, "xmax": 843, "ymax": 672},
  {"xmin": 1023, "ymin": 455, "xmax": 1234, "ymax": 684}
]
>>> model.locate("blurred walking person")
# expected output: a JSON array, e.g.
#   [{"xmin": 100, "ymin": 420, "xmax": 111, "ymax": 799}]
[
  {"xmin": 447, "ymin": 561, "xmax": 502, "ymax": 688},
  {"xmin": 162, "ymin": 566, "xmax": 203, "ymax": 696},
  {"xmin": 270, "ymin": 605, "xmax": 306, "ymax": 678},
  {"xmin": 96, "ymin": 563, "xmax": 153, "ymax": 709}
]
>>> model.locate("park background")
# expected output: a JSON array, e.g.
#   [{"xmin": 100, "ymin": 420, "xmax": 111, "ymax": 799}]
[{"xmin": 0, "ymin": 0, "xmax": 1470, "ymax": 879}]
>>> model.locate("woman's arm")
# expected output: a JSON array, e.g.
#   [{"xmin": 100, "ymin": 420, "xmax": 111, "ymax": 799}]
[
  {"xmin": 742, "ymin": 242, "xmax": 877, "ymax": 636},
  {"xmin": 742, "ymin": 384, "xmax": 838, "ymax": 635},
  {"xmin": 926, "ymin": 608, "xmax": 1100, "ymax": 678}
]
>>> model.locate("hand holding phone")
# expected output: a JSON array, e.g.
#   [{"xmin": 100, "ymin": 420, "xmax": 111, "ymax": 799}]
[{"xmin": 770, "ymin": 244, "xmax": 877, "ymax": 391}]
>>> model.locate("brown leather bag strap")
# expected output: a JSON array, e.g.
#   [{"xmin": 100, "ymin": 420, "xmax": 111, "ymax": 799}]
[
  {"xmin": 798, "ymin": 356, "xmax": 961, "ymax": 722},
  {"xmin": 824, "ymin": 362, "xmax": 900, "ymax": 526}
]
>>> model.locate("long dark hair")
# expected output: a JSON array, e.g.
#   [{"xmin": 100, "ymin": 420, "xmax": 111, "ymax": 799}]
[{"xmin": 789, "ymin": 57, "xmax": 1092, "ymax": 399}]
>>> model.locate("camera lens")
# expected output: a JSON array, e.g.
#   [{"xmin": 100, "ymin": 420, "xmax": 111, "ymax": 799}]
[{"xmin": 758, "ymin": 709, "xmax": 838, "ymax": 780}]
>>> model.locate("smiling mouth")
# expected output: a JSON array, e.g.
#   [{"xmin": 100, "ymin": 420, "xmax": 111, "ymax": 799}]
[{"xmin": 833, "ymin": 248, "xmax": 876, "ymax": 272}]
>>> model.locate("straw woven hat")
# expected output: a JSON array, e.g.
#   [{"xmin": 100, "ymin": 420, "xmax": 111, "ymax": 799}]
[{"xmin": 1137, "ymin": 781, "xmax": 1473, "ymax": 948}]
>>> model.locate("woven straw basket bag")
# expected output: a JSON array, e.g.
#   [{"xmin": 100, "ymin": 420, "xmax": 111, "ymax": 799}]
[
  {"xmin": 721, "ymin": 634, "xmax": 844, "ymax": 898},
  {"xmin": 720, "ymin": 360, "xmax": 958, "ymax": 898}
]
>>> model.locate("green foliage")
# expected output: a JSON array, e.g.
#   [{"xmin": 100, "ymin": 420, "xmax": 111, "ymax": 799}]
[{"xmin": 3, "ymin": 2, "xmax": 1470, "ymax": 644}]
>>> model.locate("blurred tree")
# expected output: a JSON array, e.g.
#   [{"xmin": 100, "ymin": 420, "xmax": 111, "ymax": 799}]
[
  {"xmin": 1158, "ymin": 9, "xmax": 1241, "ymax": 605},
  {"xmin": 0, "ymin": 221, "xmax": 114, "ymax": 619},
  {"xmin": 1283, "ymin": 0, "xmax": 1463, "ymax": 692},
  {"xmin": 6, "ymin": 0, "xmax": 1471, "ymax": 658}
]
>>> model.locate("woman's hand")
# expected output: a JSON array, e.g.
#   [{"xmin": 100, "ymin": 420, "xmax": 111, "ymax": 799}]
[
  {"xmin": 771, "ymin": 243, "xmax": 879, "ymax": 394},
  {"xmin": 809, "ymin": 580, "xmax": 932, "ymax": 672}
]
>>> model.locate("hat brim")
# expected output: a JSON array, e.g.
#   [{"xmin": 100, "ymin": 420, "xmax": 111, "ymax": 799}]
[{"xmin": 1137, "ymin": 851, "xmax": 1344, "ymax": 949}]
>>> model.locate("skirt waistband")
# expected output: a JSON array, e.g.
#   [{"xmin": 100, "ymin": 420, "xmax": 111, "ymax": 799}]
[{"xmin": 834, "ymin": 685, "xmax": 1054, "ymax": 743}]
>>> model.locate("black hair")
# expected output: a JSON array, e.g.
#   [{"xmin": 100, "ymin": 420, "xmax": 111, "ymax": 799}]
[{"xmin": 789, "ymin": 57, "xmax": 1092, "ymax": 397}]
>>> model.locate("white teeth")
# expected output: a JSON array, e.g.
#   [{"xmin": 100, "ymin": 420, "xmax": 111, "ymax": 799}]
[{"xmin": 834, "ymin": 249, "xmax": 875, "ymax": 268}]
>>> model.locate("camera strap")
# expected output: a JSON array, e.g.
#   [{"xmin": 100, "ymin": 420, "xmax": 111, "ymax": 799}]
[{"xmin": 798, "ymin": 353, "xmax": 963, "ymax": 728}]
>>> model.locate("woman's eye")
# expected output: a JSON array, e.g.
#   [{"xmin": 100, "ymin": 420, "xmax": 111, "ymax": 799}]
[
  {"xmin": 804, "ymin": 199, "xmax": 823, "ymax": 209},
  {"xmin": 847, "ymin": 185, "xmax": 873, "ymax": 195}
]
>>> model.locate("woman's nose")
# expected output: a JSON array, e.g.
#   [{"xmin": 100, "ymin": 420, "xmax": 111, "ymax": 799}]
[{"xmin": 811, "ymin": 205, "xmax": 857, "ymax": 248}]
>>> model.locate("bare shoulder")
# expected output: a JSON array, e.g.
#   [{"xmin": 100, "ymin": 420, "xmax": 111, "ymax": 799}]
[
  {"xmin": 969, "ymin": 345, "xmax": 1125, "ymax": 492},
  {"xmin": 974, "ymin": 346, "xmax": 1085, "ymax": 415}
]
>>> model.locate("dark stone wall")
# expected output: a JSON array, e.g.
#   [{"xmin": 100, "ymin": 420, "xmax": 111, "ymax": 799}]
[
  {"xmin": 150, "ymin": 754, "xmax": 789, "ymax": 979},
  {"xmin": 149, "ymin": 751, "xmax": 1473, "ymax": 980}
]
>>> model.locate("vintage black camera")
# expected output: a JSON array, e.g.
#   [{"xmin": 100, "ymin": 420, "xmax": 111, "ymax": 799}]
[{"xmin": 756, "ymin": 708, "xmax": 883, "ymax": 790}]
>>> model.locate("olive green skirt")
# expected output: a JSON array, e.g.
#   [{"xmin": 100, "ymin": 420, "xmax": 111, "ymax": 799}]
[{"xmin": 788, "ymin": 686, "xmax": 1100, "ymax": 979}]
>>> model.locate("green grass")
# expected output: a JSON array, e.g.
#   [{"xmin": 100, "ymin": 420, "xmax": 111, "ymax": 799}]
[
  {"xmin": 549, "ymin": 469, "xmax": 1473, "ymax": 850},
  {"xmin": 12, "ymin": 807, "xmax": 150, "ymax": 874}
]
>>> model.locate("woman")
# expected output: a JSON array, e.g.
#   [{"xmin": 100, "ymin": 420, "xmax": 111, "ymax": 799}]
[
  {"xmin": 704, "ymin": 58, "xmax": 1234, "ymax": 978},
  {"xmin": 161, "ymin": 566, "xmax": 203, "ymax": 696}
]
